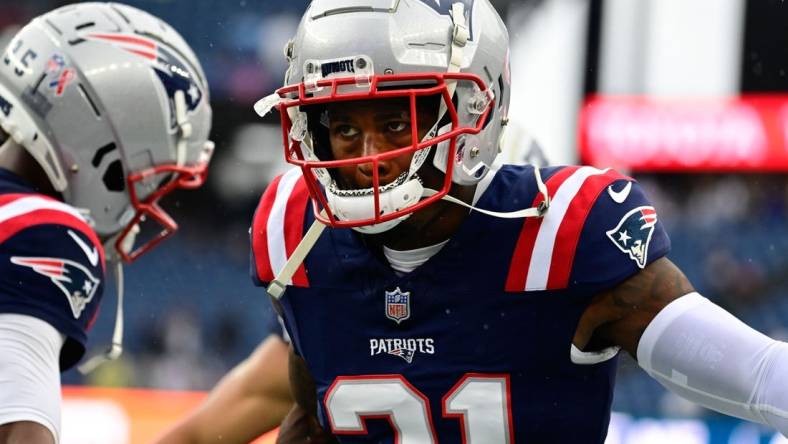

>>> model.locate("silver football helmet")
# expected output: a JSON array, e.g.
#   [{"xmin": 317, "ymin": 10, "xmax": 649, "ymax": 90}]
[
  {"xmin": 0, "ymin": 2, "xmax": 213, "ymax": 261},
  {"xmin": 256, "ymin": 0, "xmax": 510, "ymax": 233}
]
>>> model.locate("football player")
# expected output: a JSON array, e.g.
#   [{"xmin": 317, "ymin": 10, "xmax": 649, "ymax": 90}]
[
  {"xmin": 252, "ymin": 0, "xmax": 788, "ymax": 443},
  {"xmin": 0, "ymin": 3, "xmax": 212, "ymax": 443}
]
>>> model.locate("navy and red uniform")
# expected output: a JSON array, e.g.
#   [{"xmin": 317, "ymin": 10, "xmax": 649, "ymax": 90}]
[
  {"xmin": 251, "ymin": 165, "xmax": 670, "ymax": 443},
  {"xmin": 0, "ymin": 168, "xmax": 104, "ymax": 370}
]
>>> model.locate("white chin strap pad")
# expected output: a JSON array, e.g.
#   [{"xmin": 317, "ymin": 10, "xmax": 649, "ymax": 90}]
[
  {"xmin": 326, "ymin": 178, "xmax": 424, "ymax": 234},
  {"xmin": 637, "ymin": 292, "xmax": 788, "ymax": 436}
]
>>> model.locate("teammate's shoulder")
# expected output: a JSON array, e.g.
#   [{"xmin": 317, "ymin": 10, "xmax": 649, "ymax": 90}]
[
  {"xmin": 0, "ymin": 192, "xmax": 103, "ymax": 257},
  {"xmin": 504, "ymin": 165, "xmax": 668, "ymax": 292},
  {"xmin": 250, "ymin": 168, "xmax": 311, "ymax": 286},
  {"xmin": 251, "ymin": 168, "xmax": 311, "ymax": 237}
]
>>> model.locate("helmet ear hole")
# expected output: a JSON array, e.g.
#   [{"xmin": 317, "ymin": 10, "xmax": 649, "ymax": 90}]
[{"xmin": 102, "ymin": 159, "xmax": 125, "ymax": 192}]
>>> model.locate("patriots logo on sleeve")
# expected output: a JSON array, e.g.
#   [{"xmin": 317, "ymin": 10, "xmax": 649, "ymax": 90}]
[
  {"xmin": 10, "ymin": 256, "xmax": 100, "ymax": 319},
  {"xmin": 606, "ymin": 206, "xmax": 658, "ymax": 269}
]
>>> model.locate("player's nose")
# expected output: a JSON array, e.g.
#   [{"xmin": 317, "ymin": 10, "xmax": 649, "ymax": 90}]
[{"xmin": 357, "ymin": 134, "xmax": 398, "ymax": 186}]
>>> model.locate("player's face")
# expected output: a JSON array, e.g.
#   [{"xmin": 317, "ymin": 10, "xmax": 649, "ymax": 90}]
[{"xmin": 325, "ymin": 97, "xmax": 438, "ymax": 190}]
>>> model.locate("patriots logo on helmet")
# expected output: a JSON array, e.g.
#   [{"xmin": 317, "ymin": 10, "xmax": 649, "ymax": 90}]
[
  {"xmin": 11, "ymin": 256, "xmax": 100, "ymax": 319},
  {"xmin": 83, "ymin": 32, "xmax": 203, "ymax": 117},
  {"xmin": 419, "ymin": 0, "xmax": 474, "ymax": 38},
  {"xmin": 606, "ymin": 206, "xmax": 658, "ymax": 269}
]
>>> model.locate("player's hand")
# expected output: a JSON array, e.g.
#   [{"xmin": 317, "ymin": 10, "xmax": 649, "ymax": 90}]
[{"xmin": 276, "ymin": 404, "xmax": 339, "ymax": 444}]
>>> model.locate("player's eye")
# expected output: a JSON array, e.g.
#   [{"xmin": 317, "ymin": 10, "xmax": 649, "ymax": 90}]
[
  {"xmin": 333, "ymin": 124, "xmax": 359, "ymax": 138},
  {"xmin": 386, "ymin": 121, "xmax": 408, "ymax": 133}
]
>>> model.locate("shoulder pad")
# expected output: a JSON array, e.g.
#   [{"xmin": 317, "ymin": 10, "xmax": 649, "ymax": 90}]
[
  {"xmin": 506, "ymin": 166, "xmax": 633, "ymax": 291},
  {"xmin": 0, "ymin": 193, "xmax": 104, "ymax": 266},
  {"xmin": 571, "ymin": 175, "xmax": 670, "ymax": 290},
  {"xmin": 250, "ymin": 168, "xmax": 311, "ymax": 287}
]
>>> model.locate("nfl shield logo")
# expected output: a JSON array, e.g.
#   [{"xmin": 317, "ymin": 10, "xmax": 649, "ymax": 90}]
[{"xmin": 385, "ymin": 287, "xmax": 411, "ymax": 324}]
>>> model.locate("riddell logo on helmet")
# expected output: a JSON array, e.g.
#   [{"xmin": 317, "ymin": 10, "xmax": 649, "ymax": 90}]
[{"xmin": 320, "ymin": 59, "xmax": 355, "ymax": 78}]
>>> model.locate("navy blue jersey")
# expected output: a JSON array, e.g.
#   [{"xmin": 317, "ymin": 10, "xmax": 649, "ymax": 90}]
[
  {"xmin": 251, "ymin": 165, "xmax": 671, "ymax": 443},
  {"xmin": 0, "ymin": 169, "xmax": 105, "ymax": 370}
]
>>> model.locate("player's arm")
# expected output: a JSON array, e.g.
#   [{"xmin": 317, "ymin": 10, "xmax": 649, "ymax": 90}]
[
  {"xmin": 155, "ymin": 335, "xmax": 292, "ymax": 444},
  {"xmin": 575, "ymin": 257, "xmax": 788, "ymax": 436},
  {"xmin": 276, "ymin": 347, "xmax": 338, "ymax": 444}
]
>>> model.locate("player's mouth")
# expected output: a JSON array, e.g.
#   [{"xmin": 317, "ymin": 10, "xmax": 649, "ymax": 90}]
[{"xmin": 328, "ymin": 171, "xmax": 420, "ymax": 197}]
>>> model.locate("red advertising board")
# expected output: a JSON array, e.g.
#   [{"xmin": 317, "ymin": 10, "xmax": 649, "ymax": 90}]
[{"xmin": 579, "ymin": 95, "xmax": 788, "ymax": 172}]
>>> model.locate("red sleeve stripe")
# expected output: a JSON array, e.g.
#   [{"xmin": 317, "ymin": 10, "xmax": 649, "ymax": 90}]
[
  {"xmin": 545, "ymin": 170, "xmax": 629, "ymax": 290},
  {"xmin": 252, "ymin": 168, "xmax": 311, "ymax": 287},
  {"xmin": 252, "ymin": 175, "xmax": 284, "ymax": 283},
  {"xmin": 526, "ymin": 167, "xmax": 619, "ymax": 291},
  {"xmin": 505, "ymin": 167, "xmax": 625, "ymax": 292},
  {"xmin": 283, "ymin": 176, "xmax": 310, "ymax": 287},
  {"xmin": 505, "ymin": 166, "xmax": 579, "ymax": 292},
  {"xmin": 0, "ymin": 195, "xmax": 104, "ymax": 264}
]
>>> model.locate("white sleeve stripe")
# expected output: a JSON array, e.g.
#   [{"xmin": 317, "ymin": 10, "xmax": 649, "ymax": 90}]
[
  {"xmin": 266, "ymin": 168, "xmax": 303, "ymax": 283},
  {"xmin": 526, "ymin": 166, "xmax": 607, "ymax": 291},
  {"xmin": 0, "ymin": 196, "xmax": 86, "ymax": 225}
]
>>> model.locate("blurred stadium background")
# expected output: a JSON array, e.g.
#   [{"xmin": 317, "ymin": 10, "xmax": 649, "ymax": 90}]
[{"xmin": 2, "ymin": 0, "xmax": 788, "ymax": 443}]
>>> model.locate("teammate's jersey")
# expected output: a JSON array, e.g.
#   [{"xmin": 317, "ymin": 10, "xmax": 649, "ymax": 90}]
[
  {"xmin": 251, "ymin": 165, "xmax": 671, "ymax": 443},
  {"xmin": 0, "ymin": 168, "xmax": 105, "ymax": 370}
]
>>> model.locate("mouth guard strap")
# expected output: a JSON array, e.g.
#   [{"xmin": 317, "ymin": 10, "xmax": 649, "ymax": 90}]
[{"xmin": 267, "ymin": 211, "xmax": 328, "ymax": 300}]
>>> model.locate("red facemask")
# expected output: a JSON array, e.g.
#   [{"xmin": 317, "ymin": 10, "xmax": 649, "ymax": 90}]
[
  {"xmin": 274, "ymin": 72, "xmax": 493, "ymax": 229},
  {"xmin": 115, "ymin": 143, "xmax": 213, "ymax": 263}
]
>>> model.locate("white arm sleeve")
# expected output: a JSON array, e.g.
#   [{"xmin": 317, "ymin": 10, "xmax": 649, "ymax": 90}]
[
  {"xmin": 637, "ymin": 292, "xmax": 788, "ymax": 437},
  {"xmin": 0, "ymin": 313, "xmax": 65, "ymax": 443}
]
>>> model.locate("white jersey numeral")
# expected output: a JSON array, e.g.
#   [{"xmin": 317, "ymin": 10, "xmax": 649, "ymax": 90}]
[
  {"xmin": 444, "ymin": 374, "xmax": 514, "ymax": 443},
  {"xmin": 324, "ymin": 374, "xmax": 513, "ymax": 443},
  {"xmin": 325, "ymin": 375, "xmax": 437, "ymax": 443}
]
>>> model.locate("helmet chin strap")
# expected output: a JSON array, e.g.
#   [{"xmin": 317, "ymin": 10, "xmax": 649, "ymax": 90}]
[
  {"xmin": 423, "ymin": 165, "xmax": 550, "ymax": 218},
  {"xmin": 174, "ymin": 90, "xmax": 192, "ymax": 167},
  {"xmin": 77, "ymin": 259, "xmax": 124, "ymax": 374},
  {"xmin": 77, "ymin": 224, "xmax": 138, "ymax": 374},
  {"xmin": 267, "ymin": 210, "xmax": 327, "ymax": 299}
]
